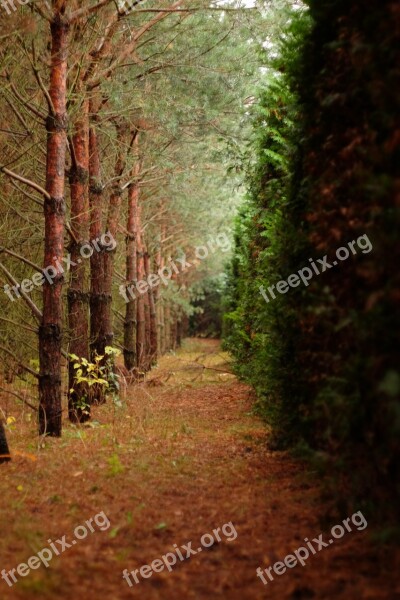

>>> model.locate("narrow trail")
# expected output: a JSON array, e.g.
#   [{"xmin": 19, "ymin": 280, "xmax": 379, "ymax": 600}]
[{"xmin": 1, "ymin": 339, "xmax": 398, "ymax": 600}]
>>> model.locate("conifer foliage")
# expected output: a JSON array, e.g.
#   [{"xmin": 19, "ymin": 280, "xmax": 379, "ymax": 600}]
[{"xmin": 224, "ymin": 0, "xmax": 400, "ymax": 523}]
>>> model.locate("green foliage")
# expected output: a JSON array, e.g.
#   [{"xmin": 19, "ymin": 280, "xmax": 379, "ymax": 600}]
[
  {"xmin": 223, "ymin": 5, "xmax": 312, "ymax": 447},
  {"xmin": 69, "ymin": 346, "xmax": 123, "ymax": 410},
  {"xmin": 224, "ymin": 0, "xmax": 400, "ymax": 524}
]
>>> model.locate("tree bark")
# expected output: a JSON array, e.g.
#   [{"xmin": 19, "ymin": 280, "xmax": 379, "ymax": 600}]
[
  {"xmin": 39, "ymin": 8, "xmax": 69, "ymax": 437},
  {"xmin": 68, "ymin": 98, "xmax": 90, "ymax": 423},
  {"xmin": 143, "ymin": 252, "xmax": 151, "ymax": 369},
  {"xmin": 157, "ymin": 296, "xmax": 164, "ymax": 355},
  {"xmin": 165, "ymin": 301, "xmax": 171, "ymax": 353},
  {"xmin": 136, "ymin": 200, "xmax": 146, "ymax": 371},
  {"xmin": 170, "ymin": 308, "xmax": 178, "ymax": 351},
  {"xmin": 123, "ymin": 156, "xmax": 140, "ymax": 371},
  {"xmin": 144, "ymin": 251, "xmax": 158, "ymax": 366},
  {"xmin": 88, "ymin": 100, "xmax": 107, "ymax": 403},
  {"xmin": 101, "ymin": 123, "xmax": 126, "ymax": 372},
  {"xmin": 0, "ymin": 422, "xmax": 11, "ymax": 463}
]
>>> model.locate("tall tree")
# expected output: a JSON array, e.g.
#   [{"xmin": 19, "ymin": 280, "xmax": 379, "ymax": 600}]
[
  {"xmin": 67, "ymin": 98, "xmax": 90, "ymax": 423},
  {"xmin": 123, "ymin": 134, "xmax": 140, "ymax": 370},
  {"xmin": 39, "ymin": 1, "xmax": 69, "ymax": 437}
]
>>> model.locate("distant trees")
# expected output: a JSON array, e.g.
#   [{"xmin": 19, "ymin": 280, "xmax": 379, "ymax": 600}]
[
  {"xmin": 224, "ymin": 4, "xmax": 309, "ymax": 448},
  {"xmin": 0, "ymin": 1, "xmax": 259, "ymax": 434}
]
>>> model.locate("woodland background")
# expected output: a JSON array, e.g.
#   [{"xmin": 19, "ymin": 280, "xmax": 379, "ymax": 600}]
[{"xmin": 0, "ymin": 0, "xmax": 399, "ymax": 540}]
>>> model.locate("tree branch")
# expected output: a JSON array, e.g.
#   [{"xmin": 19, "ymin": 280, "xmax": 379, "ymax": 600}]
[
  {"xmin": 0, "ymin": 167, "xmax": 50, "ymax": 200},
  {"xmin": 70, "ymin": 0, "xmax": 114, "ymax": 23},
  {"xmin": 31, "ymin": 2, "xmax": 52, "ymax": 22},
  {"xmin": 0, "ymin": 347, "xmax": 39, "ymax": 379},
  {"xmin": 10, "ymin": 180, "xmax": 44, "ymax": 207},
  {"xmin": 30, "ymin": 41, "xmax": 56, "ymax": 116},
  {"xmin": 0, "ymin": 248, "xmax": 42, "ymax": 273},
  {"xmin": 88, "ymin": 0, "xmax": 185, "ymax": 89},
  {"xmin": 6, "ymin": 78, "xmax": 46, "ymax": 121},
  {"xmin": 0, "ymin": 316, "xmax": 37, "ymax": 334},
  {"xmin": 0, "ymin": 262, "xmax": 42, "ymax": 322},
  {"xmin": 0, "ymin": 386, "xmax": 38, "ymax": 412}
]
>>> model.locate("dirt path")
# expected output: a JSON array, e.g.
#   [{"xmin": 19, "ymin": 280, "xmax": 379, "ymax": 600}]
[{"xmin": 1, "ymin": 339, "xmax": 398, "ymax": 600}]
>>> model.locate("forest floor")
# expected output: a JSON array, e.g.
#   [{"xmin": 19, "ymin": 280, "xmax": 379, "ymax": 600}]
[{"xmin": 0, "ymin": 338, "xmax": 399, "ymax": 600}]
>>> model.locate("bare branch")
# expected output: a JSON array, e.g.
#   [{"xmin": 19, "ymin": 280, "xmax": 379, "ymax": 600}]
[
  {"xmin": 0, "ymin": 317, "xmax": 37, "ymax": 334},
  {"xmin": 0, "ymin": 262, "xmax": 42, "ymax": 322},
  {"xmin": 0, "ymin": 128, "xmax": 28, "ymax": 138},
  {"xmin": 88, "ymin": 0, "xmax": 186, "ymax": 89},
  {"xmin": 0, "ymin": 386, "xmax": 38, "ymax": 412},
  {"xmin": 0, "ymin": 347, "xmax": 39, "ymax": 379},
  {"xmin": 0, "ymin": 167, "xmax": 50, "ymax": 200},
  {"xmin": 70, "ymin": 0, "xmax": 114, "ymax": 24},
  {"xmin": 2, "ymin": 93, "xmax": 30, "ymax": 133},
  {"xmin": 10, "ymin": 180, "xmax": 44, "ymax": 207},
  {"xmin": 30, "ymin": 41, "xmax": 56, "ymax": 116},
  {"xmin": 6, "ymin": 78, "xmax": 46, "ymax": 121},
  {"xmin": 31, "ymin": 1, "xmax": 53, "ymax": 22},
  {"xmin": 132, "ymin": 6, "xmax": 256, "ymax": 12},
  {"xmin": 0, "ymin": 248, "xmax": 42, "ymax": 273}
]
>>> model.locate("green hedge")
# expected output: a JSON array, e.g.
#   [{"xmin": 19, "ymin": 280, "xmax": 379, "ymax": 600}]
[{"xmin": 223, "ymin": 0, "xmax": 400, "ymax": 528}]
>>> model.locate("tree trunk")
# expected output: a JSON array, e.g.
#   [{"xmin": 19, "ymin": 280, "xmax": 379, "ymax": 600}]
[
  {"xmin": 0, "ymin": 422, "xmax": 11, "ymax": 463},
  {"xmin": 143, "ymin": 252, "xmax": 151, "ymax": 369},
  {"xmin": 158, "ymin": 296, "xmax": 165, "ymax": 355},
  {"xmin": 154, "ymin": 243, "xmax": 163, "ymax": 355},
  {"xmin": 170, "ymin": 309, "xmax": 178, "ymax": 351},
  {"xmin": 39, "ymin": 9, "xmax": 69, "ymax": 437},
  {"xmin": 165, "ymin": 301, "xmax": 171, "ymax": 353},
  {"xmin": 68, "ymin": 99, "xmax": 90, "ymax": 423},
  {"xmin": 123, "ymin": 164, "xmax": 140, "ymax": 371},
  {"xmin": 136, "ymin": 203, "xmax": 146, "ymax": 371},
  {"xmin": 144, "ymin": 251, "xmax": 158, "ymax": 365},
  {"xmin": 101, "ymin": 124, "xmax": 126, "ymax": 382},
  {"xmin": 177, "ymin": 317, "xmax": 183, "ymax": 348},
  {"xmin": 88, "ymin": 100, "xmax": 106, "ymax": 404}
]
